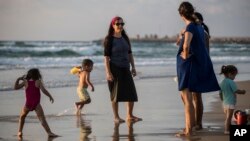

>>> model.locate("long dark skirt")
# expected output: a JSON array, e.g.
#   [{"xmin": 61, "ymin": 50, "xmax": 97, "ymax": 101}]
[{"xmin": 108, "ymin": 63, "xmax": 138, "ymax": 102}]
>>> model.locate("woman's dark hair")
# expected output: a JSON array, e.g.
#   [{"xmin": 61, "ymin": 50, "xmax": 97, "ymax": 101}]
[
  {"xmin": 220, "ymin": 65, "xmax": 238, "ymax": 76},
  {"xmin": 194, "ymin": 12, "xmax": 210, "ymax": 36},
  {"xmin": 26, "ymin": 68, "xmax": 42, "ymax": 80},
  {"xmin": 103, "ymin": 16, "xmax": 131, "ymax": 49},
  {"xmin": 194, "ymin": 12, "xmax": 203, "ymax": 22},
  {"xmin": 178, "ymin": 1, "xmax": 197, "ymax": 23}
]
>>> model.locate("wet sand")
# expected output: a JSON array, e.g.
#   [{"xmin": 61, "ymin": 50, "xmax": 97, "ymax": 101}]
[
  {"xmin": 0, "ymin": 78, "xmax": 249, "ymax": 141},
  {"xmin": 200, "ymin": 80, "xmax": 250, "ymax": 141}
]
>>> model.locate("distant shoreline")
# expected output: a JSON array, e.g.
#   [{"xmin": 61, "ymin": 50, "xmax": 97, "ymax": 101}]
[
  {"xmin": 131, "ymin": 36, "xmax": 250, "ymax": 44},
  {"xmin": 93, "ymin": 36, "xmax": 250, "ymax": 44},
  {"xmin": 1, "ymin": 37, "xmax": 250, "ymax": 44}
]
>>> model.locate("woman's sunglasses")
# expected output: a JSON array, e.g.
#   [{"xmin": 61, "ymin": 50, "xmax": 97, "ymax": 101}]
[{"xmin": 115, "ymin": 22, "xmax": 125, "ymax": 26}]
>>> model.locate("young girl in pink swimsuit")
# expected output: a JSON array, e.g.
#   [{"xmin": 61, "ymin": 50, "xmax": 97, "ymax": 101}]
[{"xmin": 14, "ymin": 68, "xmax": 58, "ymax": 137}]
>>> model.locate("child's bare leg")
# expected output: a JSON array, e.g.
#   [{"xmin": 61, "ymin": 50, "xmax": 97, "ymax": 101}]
[
  {"xmin": 18, "ymin": 107, "xmax": 30, "ymax": 136},
  {"xmin": 76, "ymin": 99, "xmax": 91, "ymax": 115},
  {"xmin": 77, "ymin": 103, "xmax": 85, "ymax": 115},
  {"xmin": 75, "ymin": 102, "xmax": 79, "ymax": 110},
  {"xmin": 75, "ymin": 101, "xmax": 86, "ymax": 108},
  {"xmin": 35, "ymin": 104, "xmax": 58, "ymax": 137},
  {"xmin": 75, "ymin": 101, "xmax": 85, "ymax": 115},
  {"xmin": 78, "ymin": 104, "xmax": 84, "ymax": 109},
  {"xmin": 224, "ymin": 108, "xmax": 234, "ymax": 133},
  {"xmin": 75, "ymin": 102, "xmax": 80, "ymax": 115}
]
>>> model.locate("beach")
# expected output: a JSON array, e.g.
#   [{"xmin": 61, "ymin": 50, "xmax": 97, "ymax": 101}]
[
  {"xmin": 0, "ymin": 40, "xmax": 250, "ymax": 141},
  {"xmin": 0, "ymin": 66, "xmax": 249, "ymax": 141}
]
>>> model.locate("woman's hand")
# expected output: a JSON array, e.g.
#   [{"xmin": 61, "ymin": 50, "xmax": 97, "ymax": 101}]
[
  {"xmin": 180, "ymin": 52, "xmax": 188, "ymax": 59},
  {"xmin": 176, "ymin": 28, "xmax": 185, "ymax": 46},
  {"xmin": 106, "ymin": 73, "xmax": 114, "ymax": 81},
  {"xmin": 131, "ymin": 68, "xmax": 136, "ymax": 77}
]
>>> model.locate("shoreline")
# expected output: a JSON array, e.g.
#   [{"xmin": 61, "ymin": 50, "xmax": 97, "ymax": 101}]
[
  {"xmin": 1, "ymin": 62, "xmax": 250, "ymax": 92},
  {"xmin": 94, "ymin": 36, "xmax": 250, "ymax": 44},
  {"xmin": 0, "ymin": 78, "xmax": 249, "ymax": 141},
  {"xmin": 2, "ymin": 36, "xmax": 250, "ymax": 44}
]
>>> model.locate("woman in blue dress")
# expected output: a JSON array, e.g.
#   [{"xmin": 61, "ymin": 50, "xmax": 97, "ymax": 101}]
[{"xmin": 176, "ymin": 2, "xmax": 220, "ymax": 136}]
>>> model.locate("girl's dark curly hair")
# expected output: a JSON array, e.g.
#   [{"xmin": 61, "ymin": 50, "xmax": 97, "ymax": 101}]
[
  {"xmin": 220, "ymin": 65, "xmax": 238, "ymax": 76},
  {"xmin": 26, "ymin": 68, "xmax": 42, "ymax": 80}
]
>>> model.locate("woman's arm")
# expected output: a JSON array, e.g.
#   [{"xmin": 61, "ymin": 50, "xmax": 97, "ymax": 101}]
[
  {"xmin": 104, "ymin": 56, "xmax": 113, "ymax": 81},
  {"xmin": 38, "ymin": 80, "xmax": 54, "ymax": 103},
  {"xmin": 176, "ymin": 28, "xmax": 185, "ymax": 46},
  {"xmin": 129, "ymin": 54, "xmax": 136, "ymax": 77},
  {"xmin": 181, "ymin": 31, "xmax": 193, "ymax": 59}
]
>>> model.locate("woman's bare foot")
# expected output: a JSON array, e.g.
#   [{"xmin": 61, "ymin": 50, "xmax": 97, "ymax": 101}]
[
  {"xmin": 175, "ymin": 132, "xmax": 191, "ymax": 137},
  {"xmin": 195, "ymin": 124, "xmax": 203, "ymax": 131},
  {"xmin": 75, "ymin": 109, "xmax": 81, "ymax": 116},
  {"xmin": 114, "ymin": 118, "xmax": 125, "ymax": 123},
  {"xmin": 48, "ymin": 132, "xmax": 59, "ymax": 137},
  {"xmin": 126, "ymin": 116, "xmax": 142, "ymax": 122},
  {"xmin": 75, "ymin": 103, "xmax": 81, "ymax": 115},
  {"xmin": 175, "ymin": 128, "xmax": 196, "ymax": 137}
]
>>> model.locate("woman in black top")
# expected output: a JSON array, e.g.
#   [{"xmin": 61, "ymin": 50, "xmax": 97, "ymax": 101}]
[{"xmin": 104, "ymin": 16, "xmax": 141, "ymax": 123}]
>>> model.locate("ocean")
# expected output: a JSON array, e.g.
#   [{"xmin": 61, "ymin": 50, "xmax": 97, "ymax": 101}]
[
  {"xmin": 1, "ymin": 40, "xmax": 249, "ymax": 140},
  {"xmin": 0, "ymin": 40, "xmax": 250, "ymax": 91}
]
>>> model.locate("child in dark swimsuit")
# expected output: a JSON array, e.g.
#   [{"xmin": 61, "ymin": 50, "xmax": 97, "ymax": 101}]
[{"xmin": 14, "ymin": 68, "xmax": 58, "ymax": 137}]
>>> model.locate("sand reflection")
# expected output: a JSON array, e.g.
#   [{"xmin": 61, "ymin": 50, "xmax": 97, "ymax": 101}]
[
  {"xmin": 76, "ymin": 115, "xmax": 92, "ymax": 141},
  {"xmin": 112, "ymin": 121, "xmax": 138, "ymax": 141}
]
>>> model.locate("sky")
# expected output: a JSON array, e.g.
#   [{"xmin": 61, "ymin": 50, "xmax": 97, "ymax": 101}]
[{"xmin": 0, "ymin": 0, "xmax": 250, "ymax": 41}]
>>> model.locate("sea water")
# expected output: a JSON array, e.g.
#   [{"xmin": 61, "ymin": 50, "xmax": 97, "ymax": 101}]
[
  {"xmin": 0, "ymin": 40, "xmax": 250, "ymax": 91},
  {"xmin": 0, "ymin": 40, "xmax": 249, "ymax": 140}
]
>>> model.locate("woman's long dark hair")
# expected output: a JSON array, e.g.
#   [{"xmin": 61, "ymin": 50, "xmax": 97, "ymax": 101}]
[
  {"xmin": 194, "ymin": 12, "xmax": 210, "ymax": 36},
  {"xmin": 178, "ymin": 1, "xmax": 198, "ymax": 23},
  {"xmin": 103, "ymin": 16, "xmax": 131, "ymax": 49}
]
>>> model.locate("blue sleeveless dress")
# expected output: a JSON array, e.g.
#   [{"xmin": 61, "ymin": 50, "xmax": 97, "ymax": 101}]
[{"xmin": 176, "ymin": 23, "xmax": 220, "ymax": 93}]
